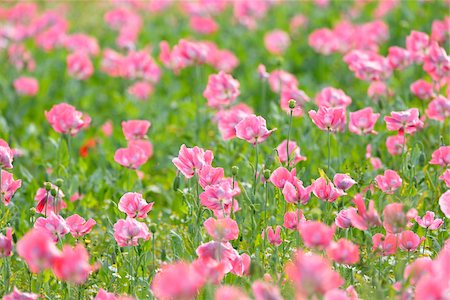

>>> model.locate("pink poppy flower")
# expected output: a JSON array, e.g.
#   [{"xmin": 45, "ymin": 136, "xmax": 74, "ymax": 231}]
[
  {"xmin": 215, "ymin": 286, "xmax": 249, "ymax": 300},
  {"xmin": 63, "ymin": 33, "xmax": 99, "ymax": 56},
  {"xmin": 52, "ymin": 244, "xmax": 96, "ymax": 284},
  {"xmin": 152, "ymin": 262, "xmax": 204, "ymax": 300},
  {"xmin": 0, "ymin": 139, "xmax": 14, "ymax": 169},
  {"xmin": 252, "ymin": 281, "xmax": 283, "ymax": 300},
  {"xmin": 309, "ymin": 106, "xmax": 346, "ymax": 132},
  {"xmin": 204, "ymin": 217, "xmax": 239, "ymax": 242},
  {"xmin": 235, "ymin": 115, "xmax": 276, "ymax": 145},
  {"xmin": 344, "ymin": 50, "xmax": 392, "ymax": 81},
  {"xmin": 426, "ymin": 95, "xmax": 450, "ymax": 121},
  {"xmin": 410, "ymin": 79, "xmax": 434, "ymax": 100},
  {"xmin": 439, "ymin": 190, "xmax": 450, "ymax": 217},
  {"xmin": 3, "ymin": 287, "xmax": 38, "ymax": 300},
  {"xmin": 269, "ymin": 167, "xmax": 294, "ymax": 189},
  {"xmin": 262, "ymin": 226, "xmax": 282, "ymax": 247},
  {"xmin": 405, "ymin": 31, "xmax": 430, "ymax": 62},
  {"xmin": 34, "ymin": 184, "xmax": 66, "ymax": 215},
  {"xmin": 264, "ymin": 29, "xmax": 290, "ymax": 55},
  {"xmin": 431, "ymin": 17, "xmax": 450, "ymax": 43},
  {"xmin": 439, "ymin": 169, "xmax": 450, "ymax": 188},
  {"xmin": 122, "ymin": 50, "xmax": 161, "ymax": 83},
  {"xmin": 197, "ymin": 166, "xmax": 224, "ymax": 189},
  {"xmin": 45, "ymin": 103, "xmax": 91, "ymax": 136},
  {"xmin": 299, "ymin": 221, "xmax": 335, "ymax": 249},
  {"xmin": 276, "ymin": 140, "xmax": 306, "ymax": 167},
  {"xmin": 34, "ymin": 212, "xmax": 69, "ymax": 242},
  {"xmin": 383, "ymin": 203, "xmax": 407, "ymax": 234},
  {"xmin": 16, "ymin": 229, "xmax": 60, "ymax": 273},
  {"xmin": 404, "ymin": 257, "xmax": 433, "ymax": 284},
  {"xmin": 113, "ymin": 218, "xmax": 150, "ymax": 247},
  {"xmin": 13, "ymin": 76, "xmax": 38, "ymax": 96},
  {"xmin": 290, "ymin": 14, "xmax": 308, "ymax": 32},
  {"xmin": 257, "ymin": 64, "xmax": 269, "ymax": 80},
  {"xmin": 372, "ymin": 233, "xmax": 397, "ymax": 256},
  {"xmin": 399, "ymin": 230, "xmax": 422, "ymax": 252},
  {"xmin": 172, "ymin": 144, "xmax": 214, "ymax": 178},
  {"xmin": 66, "ymin": 214, "xmax": 96, "ymax": 238},
  {"xmin": 200, "ymin": 180, "xmax": 234, "ymax": 213},
  {"xmin": 127, "ymin": 81, "xmax": 154, "ymax": 101},
  {"xmin": 283, "ymin": 210, "xmax": 306, "ymax": 230},
  {"xmin": 190, "ymin": 16, "xmax": 218, "ymax": 35},
  {"xmin": 1, "ymin": 170, "xmax": 22, "ymax": 205},
  {"xmin": 326, "ymin": 239, "xmax": 360, "ymax": 265},
  {"xmin": 114, "ymin": 143, "xmax": 149, "ymax": 169},
  {"xmin": 335, "ymin": 208, "xmax": 356, "ymax": 229},
  {"xmin": 0, "ymin": 227, "xmax": 13, "ymax": 257},
  {"xmin": 280, "ymin": 85, "xmax": 310, "ymax": 117},
  {"xmin": 312, "ymin": 177, "xmax": 343, "ymax": 202},
  {"xmin": 370, "ymin": 157, "xmax": 383, "ymax": 170},
  {"xmin": 101, "ymin": 120, "xmax": 113, "ymax": 136},
  {"xmin": 386, "ymin": 134, "xmax": 406, "ymax": 156},
  {"xmin": 94, "ymin": 288, "xmax": 133, "ymax": 300},
  {"xmin": 285, "ymin": 250, "xmax": 343, "ymax": 297},
  {"xmin": 415, "ymin": 275, "xmax": 449, "ymax": 300},
  {"xmin": 384, "ymin": 108, "xmax": 423, "ymax": 135},
  {"xmin": 215, "ymin": 103, "xmax": 253, "ymax": 141},
  {"xmin": 67, "ymin": 51, "xmax": 94, "ymax": 80},
  {"xmin": 375, "ymin": 169, "xmax": 402, "ymax": 194},
  {"xmin": 429, "ymin": 146, "xmax": 450, "ymax": 167},
  {"xmin": 348, "ymin": 107, "xmax": 379, "ymax": 135},
  {"xmin": 268, "ymin": 70, "xmax": 298, "ymax": 93},
  {"xmin": 333, "ymin": 173, "xmax": 356, "ymax": 191},
  {"xmin": 423, "ymin": 42, "xmax": 450, "ymax": 80},
  {"xmin": 192, "ymin": 256, "xmax": 229, "ymax": 285},
  {"xmin": 368, "ymin": 81, "xmax": 392, "ymax": 101},
  {"xmin": 415, "ymin": 211, "xmax": 443, "ymax": 230},
  {"xmin": 121, "ymin": 120, "xmax": 151, "ymax": 141},
  {"xmin": 348, "ymin": 194, "xmax": 381, "ymax": 230},
  {"xmin": 282, "ymin": 176, "xmax": 312, "ymax": 205},
  {"xmin": 118, "ymin": 192, "xmax": 154, "ymax": 219},
  {"xmin": 387, "ymin": 46, "xmax": 412, "ymax": 70},
  {"xmin": 316, "ymin": 87, "xmax": 352, "ymax": 109},
  {"xmin": 203, "ymin": 71, "xmax": 240, "ymax": 109}
]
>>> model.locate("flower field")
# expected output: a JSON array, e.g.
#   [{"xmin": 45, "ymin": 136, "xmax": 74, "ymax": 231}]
[{"xmin": 0, "ymin": 0, "xmax": 450, "ymax": 299}]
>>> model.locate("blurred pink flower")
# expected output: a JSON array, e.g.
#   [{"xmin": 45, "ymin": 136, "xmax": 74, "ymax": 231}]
[
  {"xmin": 326, "ymin": 238, "xmax": 360, "ymax": 265},
  {"xmin": 415, "ymin": 211, "xmax": 443, "ymax": 230},
  {"xmin": 316, "ymin": 87, "xmax": 352, "ymax": 109},
  {"xmin": 13, "ymin": 76, "xmax": 38, "ymax": 96},
  {"xmin": 118, "ymin": 192, "xmax": 153, "ymax": 219},
  {"xmin": 264, "ymin": 29, "xmax": 290, "ymax": 55},
  {"xmin": 262, "ymin": 226, "xmax": 282, "ymax": 247},
  {"xmin": 0, "ymin": 227, "xmax": 13, "ymax": 257},
  {"xmin": 67, "ymin": 51, "xmax": 94, "ymax": 80},
  {"xmin": 121, "ymin": 120, "xmax": 151, "ymax": 141},
  {"xmin": 410, "ymin": 79, "xmax": 434, "ymax": 100},
  {"xmin": 45, "ymin": 103, "xmax": 91, "ymax": 136},
  {"xmin": 127, "ymin": 81, "xmax": 154, "ymax": 101},
  {"xmin": 203, "ymin": 71, "xmax": 240, "ymax": 109},
  {"xmin": 16, "ymin": 229, "xmax": 60, "ymax": 273},
  {"xmin": 383, "ymin": 203, "xmax": 407, "ymax": 234},
  {"xmin": 3, "ymin": 287, "xmax": 38, "ymax": 300},
  {"xmin": 399, "ymin": 230, "xmax": 422, "ymax": 252},
  {"xmin": 429, "ymin": 146, "xmax": 450, "ymax": 167},
  {"xmin": 276, "ymin": 140, "xmax": 306, "ymax": 168},
  {"xmin": 0, "ymin": 139, "xmax": 14, "ymax": 169},
  {"xmin": 299, "ymin": 221, "xmax": 335, "ymax": 249},
  {"xmin": 34, "ymin": 212, "xmax": 69, "ymax": 242},
  {"xmin": 204, "ymin": 217, "xmax": 239, "ymax": 242},
  {"xmin": 426, "ymin": 95, "xmax": 450, "ymax": 121},
  {"xmin": 52, "ymin": 244, "xmax": 96, "ymax": 284}
]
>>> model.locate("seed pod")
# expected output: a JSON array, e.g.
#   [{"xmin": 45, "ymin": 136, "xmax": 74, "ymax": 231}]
[{"xmin": 172, "ymin": 174, "xmax": 180, "ymax": 191}]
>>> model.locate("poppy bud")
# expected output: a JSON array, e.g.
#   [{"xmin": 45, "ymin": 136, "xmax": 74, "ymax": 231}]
[
  {"xmin": 55, "ymin": 178, "xmax": 63, "ymax": 188},
  {"xmin": 263, "ymin": 169, "xmax": 271, "ymax": 180},
  {"xmin": 288, "ymin": 99, "xmax": 296, "ymax": 109},
  {"xmin": 231, "ymin": 166, "xmax": 239, "ymax": 176},
  {"xmin": 172, "ymin": 174, "xmax": 180, "ymax": 192}
]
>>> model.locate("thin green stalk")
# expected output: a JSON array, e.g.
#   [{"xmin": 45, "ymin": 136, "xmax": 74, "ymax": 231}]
[
  {"xmin": 286, "ymin": 109, "xmax": 293, "ymax": 168},
  {"xmin": 327, "ymin": 130, "xmax": 331, "ymax": 174},
  {"xmin": 253, "ymin": 142, "xmax": 259, "ymax": 197},
  {"xmin": 422, "ymin": 228, "xmax": 428, "ymax": 255}
]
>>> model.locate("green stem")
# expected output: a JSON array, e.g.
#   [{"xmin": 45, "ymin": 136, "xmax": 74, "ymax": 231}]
[
  {"xmin": 422, "ymin": 228, "xmax": 428, "ymax": 255},
  {"xmin": 327, "ymin": 130, "xmax": 331, "ymax": 174},
  {"xmin": 287, "ymin": 109, "xmax": 293, "ymax": 168},
  {"xmin": 253, "ymin": 142, "xmax": 259, "ymax": 197}
]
